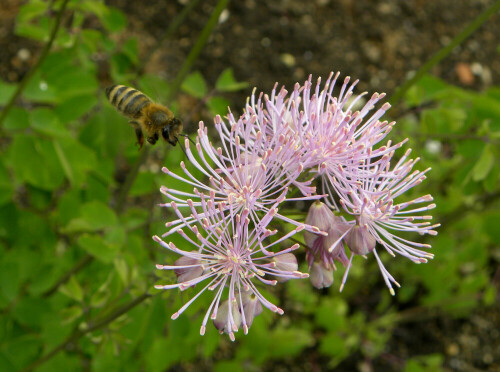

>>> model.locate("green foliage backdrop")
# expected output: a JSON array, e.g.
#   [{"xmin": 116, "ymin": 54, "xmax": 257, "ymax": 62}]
[{"xmin": 0, "ymin": 1, "xmax": 499, "ymax": 371}]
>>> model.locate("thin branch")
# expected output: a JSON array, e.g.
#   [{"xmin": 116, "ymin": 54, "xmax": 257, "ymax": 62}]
[
  {"xmin": 389, "ymin": 0, "xmax": 500, "ymax": 105},
  {"xmin": 167, "ymin": 0, "xmax": 230, "ymax": 101},
  {"xmin": 137, "ymin": 0, "xmax": 204, "ymax": 75},
  {"xmin": 0, "ymin": 0, "xmax": 70, "ymax": 127},
  {"xmin": 21, "ymin": 293, "xmax": 153, "ymax": 372},
  {"xmin": 42, "ymin": 254, "xmax": 94, "ymax": 298}
]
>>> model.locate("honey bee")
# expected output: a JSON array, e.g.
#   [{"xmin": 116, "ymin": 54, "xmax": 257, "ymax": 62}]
[{"xmin": 105, "ymin": 85, "xmax": 183, "ymax": 149}]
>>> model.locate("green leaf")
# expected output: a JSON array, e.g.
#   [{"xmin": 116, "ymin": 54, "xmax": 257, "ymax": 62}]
[
  {"xmin": 114, "ymin": 257, "xmax": 129, "ymax": 286},
  {"xmin": 22, "ymin": 70, "xmax": 59, "ymax": 103},
  {"xmin": 215, "ymin": 68, "xmax": 249, "ymax": 92},
  {"xmin": 181, "ymin": 71, "xmax": 207, "ymax": 98},
  {"xmin": 30, "ymin": 108, "xmax": 70, "ymax": 138},
  {"xmin": 53, "ymin": 138, "xmax": 97, "ymax": 186},
  {"xmin": 129, "ymin": 172, "xmax": 156, "ymax": 196},
  {"xmin": 59, "ymin": 276, "xmax": 84, "ymax": 302},
  {"xmin": 6, "ymin": 136, "xmax": 65, "ymax": 190},
  {"xmin": 16, "ymin": 0, "xmax": 47, "ymax": 22},
  {"xmin": 64, "ymin": 201, "xmax": 117, "ymax": 233},
  {"xmin": 0, "ymin": 262, "xmax": 20, "ymax": 302},
  {"xmin": 15, "ymin": 17, "xmax": 51, "ymax": 42},
  {"xmin": 77, "ymin": 234, "xmax": 119, "ymax": 263},
  {"xmin": 0, "ymin": 80, "xmax": 16, "ymax": 105},
  {"xmin": 55, "ymin": 94, "xmax": 98, "ymax": 123},
  {"xmin": 472, "ymin": 144, "xmax": 495, "ymax": 182},
  {"xmin": 207, "ymin": 96, "xmax": 230, "ymax": 117},
  {"xmin": 60, "ymin": 305, "xmax": 84, "ymax": 325},
  {"xmin": 101, "ymin": 7, "xmax": 127, "ymax": 32},
  {"xmin": 122, "ymin": 38, "xmax": 139, "ymax": 66},
  {"xmin": 0, "ymin": 161, "xmax": 13, "ymax": 206},
  {"xmin": 3, "ymin": 107, "xmax": 29, "ymax": 131}
]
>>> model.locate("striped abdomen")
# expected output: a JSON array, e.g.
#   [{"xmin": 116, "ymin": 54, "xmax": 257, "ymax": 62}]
[{"xmin": 105, "ymin": 85, "xmax": 151, "ymax": 119}]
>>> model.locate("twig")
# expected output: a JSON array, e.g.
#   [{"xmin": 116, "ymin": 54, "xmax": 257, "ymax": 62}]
[
  {"xmin": 389, "ymin": 0, "xmax": 500, "ymax": 105},
  {"xmin": 42, "ymin": 254, "xmax": 94, "ymax": 298},
  {"xmin": 21, "ymin": 293, "xmax": 153, "ymax": 372},
  {"xmin": 0, "ymin": 0, "xmax": 70, "ymax": 127},
  {"xmin": 137, "ymin": 0, "xmax": 204, "ymax": 75},
  {"xmin": 167, "ymin": 0, "xmax": 230, "ymax": 101}
]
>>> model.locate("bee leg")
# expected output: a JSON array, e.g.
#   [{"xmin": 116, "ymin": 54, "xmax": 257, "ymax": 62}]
[
  {"xmin": 129, "ymin": 120, "xmax": 144, "ymax": 149},
  {"xmin": 147, "ymin": 136, "xmax": 157, "ymax": 145}
]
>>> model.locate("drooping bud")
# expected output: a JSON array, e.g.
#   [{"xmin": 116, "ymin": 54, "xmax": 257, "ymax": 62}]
[
  {"xmin": 304, "ymin": 201, "xmax": 350, "ymax": 268},
  {"xmin": 174, "ymin": 253, "xmax": 203, "ymax": 286},
  {"xmin": 304, "ymin": 201, "xmax": 337, "ymax": 247},
  {"xmin": 241, "ymin": 291, "xmax": 263, "ymax": 328},
  {"xmin": 272, "ymin": 253, "xmax": 298, "ymax": 282},
  {"xmin": 213, "ymin": 299, "xmax": 241, "ymax": 337},
  {"xmin": 309, "ymin": 261, "xmax": 334, "ymax": 289},
  {"xmin": 345, "ymin": 224, "xmax": 376, "ymax": 255}
]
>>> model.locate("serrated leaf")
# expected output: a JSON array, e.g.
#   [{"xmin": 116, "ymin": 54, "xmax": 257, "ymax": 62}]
[
  {"xmin": 215, "ymin": 68, "xmax": 249, "ymax": 92},
  {"xmin": 472, "ymin": 144, "xmax": 495, "ymax": 181},
  {"xmin": 59, "ymin": 276, "xmax": 84, "ymax": 302},
  {"xmin": 77, "ymin": 234, "xmax": 119, "ymax": 263},
  {"xmin": 181, "ymin": 71, "xmax": 207, "ymax": 98}
]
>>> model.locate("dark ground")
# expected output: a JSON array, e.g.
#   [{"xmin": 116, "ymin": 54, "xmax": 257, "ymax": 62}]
[{"xmin": 1, "ymin": 0, "xmax": 499, "ymax": 371}]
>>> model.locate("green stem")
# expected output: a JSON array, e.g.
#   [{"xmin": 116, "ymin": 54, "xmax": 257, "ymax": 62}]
[
  {"xmin": 137, "ymin": 0, "xmax": 204, "ymax": 74},
  {"xmin": 389, "ymin": 0, "xmax": 500, "ymax": 105},
  {"xmin": 168, "ymin": 0, "xmax": 230, "ymax": 101},
  {"xmin": 0, "ymin": 0, "xmax": 70, "ymax": 127}
]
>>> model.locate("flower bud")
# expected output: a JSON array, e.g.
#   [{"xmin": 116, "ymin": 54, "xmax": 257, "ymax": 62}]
[
  {"xmin": 345, "ymin": 225, "xmax": 376, "ymax": 255},
  {"xmin": 213, "ymin": 299, "xmax": 241, "ymax": 336},
  {"xmin": 174, "ymin": 253, "xmax": 203, "ymax": 286},
  {"xmin": 272, "ymin": 253, "xmax": 298, "ymax": 282},
  {"xmin": 304, "ymin": 201, "xmax": 350, "ymax": 268},
  {"xmin": 309, "ymin": 261, "xmax": 334, "ymax": 289},
  {"xmin": 241, "ymin": 291, "xmax": 263, "ymax": 328},
  {"xmin": 304, "ymin": 201, "xmax": 337, "ymax": 247}
]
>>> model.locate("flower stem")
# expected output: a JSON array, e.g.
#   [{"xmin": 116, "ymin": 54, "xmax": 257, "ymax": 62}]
[{"xmin": 389, "ymin": 0, "xmax": 500, "ymax": 105}]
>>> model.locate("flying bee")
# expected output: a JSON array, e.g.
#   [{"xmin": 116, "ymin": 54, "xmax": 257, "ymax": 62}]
[{"xmin": 105, "ymin": 85, "xmax": 183, "ymax": 149}]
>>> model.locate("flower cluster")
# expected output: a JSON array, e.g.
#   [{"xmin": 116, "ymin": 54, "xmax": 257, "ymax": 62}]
[{"xmin": 154, "ymin": 72, "xmax": 439, "ymax": 339}]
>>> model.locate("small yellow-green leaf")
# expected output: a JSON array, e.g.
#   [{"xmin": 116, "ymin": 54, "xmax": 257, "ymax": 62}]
[
  {"xmin": 181, "ymin": 71, "xmax": 207, "ymax": 98},
  {"xmin": 59, "ymin": 276, "xmax": 84, "ymax": 302},
  {"xmin": 472, "ymin": 144, "xmax": 495, "ymax": 181},
  {"xmin": 215, "ymin": 68, "xmax": 249, "ymax": 92}
]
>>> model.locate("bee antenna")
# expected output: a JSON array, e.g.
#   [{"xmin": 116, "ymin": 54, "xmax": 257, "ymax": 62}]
[
  {"xmin": 179, "ymin": 133, "xmax": 196, "ymax": 147},
  {"xmin": 176, "ymin": 137, "xmax": 189, "ymax": 158}
]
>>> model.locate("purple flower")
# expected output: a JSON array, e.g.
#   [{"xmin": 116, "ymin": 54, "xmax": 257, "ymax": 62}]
[
  {"xmin": 333, "ymin": 149, "xmax": 440, "ymax": 294},
  {"xmin": 160, "ymin": 116, "xmax": 323, "ymax": 237},
  {"xmin": 154, "ymin": 197, "xmax": 308, "ymax": 340},
  {"xmin": 244, "ymin": 73, "xmax": 406, "ymax": 195}
]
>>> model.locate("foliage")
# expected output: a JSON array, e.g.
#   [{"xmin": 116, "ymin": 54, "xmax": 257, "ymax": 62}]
[{"xmin": 0, "ymin": 1, "xmax": 498, "ymax": 371}]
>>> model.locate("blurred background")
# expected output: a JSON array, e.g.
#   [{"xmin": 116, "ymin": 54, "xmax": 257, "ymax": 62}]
[{"xmin": 0, "ymin": 0, "xmax": 499, "ymax": 371}]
